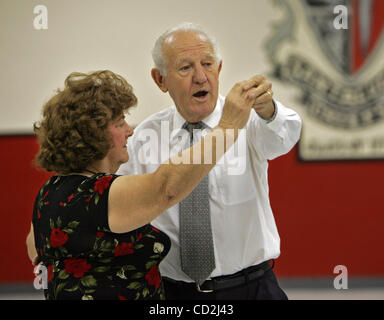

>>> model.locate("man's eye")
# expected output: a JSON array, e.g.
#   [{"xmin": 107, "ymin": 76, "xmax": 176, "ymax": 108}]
[{"xmin": 180, "ymin": 65, "xmax": 190, "ymax": 71}]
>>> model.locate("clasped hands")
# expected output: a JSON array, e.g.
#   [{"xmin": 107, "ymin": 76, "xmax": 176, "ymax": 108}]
[{"xmin": 219, "ymin": 75, "xmax": 275, "ymax": 130}]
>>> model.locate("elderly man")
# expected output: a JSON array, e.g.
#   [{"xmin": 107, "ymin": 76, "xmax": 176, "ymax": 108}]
[{"xmin": 117, "ymin": 22, "xmax": 302, "ymax": 300}]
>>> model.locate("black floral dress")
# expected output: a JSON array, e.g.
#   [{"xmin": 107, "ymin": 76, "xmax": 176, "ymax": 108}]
[{"xmin": 32, "ymin": 173, "xmax": 171, "ymax": 300}]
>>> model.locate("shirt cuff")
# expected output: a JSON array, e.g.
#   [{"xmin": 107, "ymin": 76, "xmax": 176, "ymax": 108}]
[{"xmin": 263, "ymin": 100, "xmax": 288, "ymax": 135}]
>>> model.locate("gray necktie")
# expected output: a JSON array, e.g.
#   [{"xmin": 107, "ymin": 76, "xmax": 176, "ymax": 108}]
[{"xmin": 179, "ymin": 121, "xmax": 215, "ymax": 285}]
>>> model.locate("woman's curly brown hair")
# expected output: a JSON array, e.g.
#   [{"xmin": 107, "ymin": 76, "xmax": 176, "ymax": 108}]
[{"xmin": 34, "ymin": 70, "xmax": 137, "ymax": 174}]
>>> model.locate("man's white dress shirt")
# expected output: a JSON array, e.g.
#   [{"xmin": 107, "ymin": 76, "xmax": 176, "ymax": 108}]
[{"xmin": 117, "ymin": 95, "xmax": 302, "ymax": 282}]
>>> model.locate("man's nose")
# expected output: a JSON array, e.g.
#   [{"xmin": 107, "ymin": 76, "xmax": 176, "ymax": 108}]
[{"xmin": 193, "ymin": 65, "xmax": 208, "ymax": 84}]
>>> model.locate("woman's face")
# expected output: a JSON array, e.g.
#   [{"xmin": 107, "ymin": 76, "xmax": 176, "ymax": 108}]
[{"xmin": 106, "ymin": 115, "xmax": 133, "ymax": 166}]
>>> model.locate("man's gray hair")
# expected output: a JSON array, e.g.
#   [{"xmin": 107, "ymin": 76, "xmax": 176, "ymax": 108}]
[{"xmin": 152, "ymin": 22, "xmax": 222, "ymax": 76}]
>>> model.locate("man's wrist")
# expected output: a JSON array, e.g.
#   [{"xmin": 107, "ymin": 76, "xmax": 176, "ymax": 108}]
[{"xmin": 263, "ymin": 100, "xmax": 277, "ymax": 123}]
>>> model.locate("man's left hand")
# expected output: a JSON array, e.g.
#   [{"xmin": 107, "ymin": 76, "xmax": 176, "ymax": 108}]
[{"xmin": 250, "ymin": 75, "xmax": 275, "ymax": 120}]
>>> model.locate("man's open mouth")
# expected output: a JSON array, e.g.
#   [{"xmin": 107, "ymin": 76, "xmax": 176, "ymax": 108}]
[{"xmin": 193, "ymin": 90, "xmax": 209, "ymax": 98}]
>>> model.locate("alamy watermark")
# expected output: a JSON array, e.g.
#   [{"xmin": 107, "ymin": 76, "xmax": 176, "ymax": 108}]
[
  {"xmin": 33, "ymin": 5, "xmax": 48, "ymax": 30},
  {"xmin": 333, "ymin": 265, "xmax": 348, "ymax": 290},
  {"xmin": 135, "ymin": 122, "xmax": 247, "ymax": 176},
  {"xmin": 33, "ymin": 263, "xmax": 350, "ymax": 291},
  {"xmin": 333, "ymin": 5, "xmax": 348, "ymax": 30},
  {"xmin": 33, "ymin": 264, "xmax": 48, "ymax": 290}
]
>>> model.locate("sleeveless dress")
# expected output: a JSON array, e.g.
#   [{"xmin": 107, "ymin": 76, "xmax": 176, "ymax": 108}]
[{"xmin": 32, "ymin": 173, "xmax": 171, "ymax": 300}]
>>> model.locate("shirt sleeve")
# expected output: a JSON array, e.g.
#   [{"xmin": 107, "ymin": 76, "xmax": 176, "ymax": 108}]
[{"xmin": 246, "ymin": 100, "xmax": 302, "ymax": 160}]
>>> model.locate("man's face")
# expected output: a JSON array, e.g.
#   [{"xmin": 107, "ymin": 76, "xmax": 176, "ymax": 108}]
[{"xmin": 160, "ymin": 31, "xmax": 222, "ymax": 123}]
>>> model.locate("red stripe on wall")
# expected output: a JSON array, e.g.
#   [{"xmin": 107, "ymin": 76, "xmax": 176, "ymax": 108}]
[
  {"xmin": 0, "ymin": 135, "xmax": 53, "ymax": 283},
  {"xmin": 0, "ymin": 136, "xmax": 383, "ymax": 282},
  {"xmin": 270, "ymin": 149, "xmax": 384, "ymax": 277}
]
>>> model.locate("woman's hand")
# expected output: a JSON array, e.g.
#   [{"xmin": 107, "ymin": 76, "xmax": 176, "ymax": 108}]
[{"xmin": 219, "ymin": 76, "xmax": 263, "ymax": 130}]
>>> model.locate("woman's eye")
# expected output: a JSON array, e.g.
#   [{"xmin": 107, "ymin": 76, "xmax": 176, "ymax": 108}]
[{"xmin": 117, "ymin": 121, "xmax": 125, "ymax": 127}]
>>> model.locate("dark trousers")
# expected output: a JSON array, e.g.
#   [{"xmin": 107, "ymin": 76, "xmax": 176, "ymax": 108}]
[{"xmin": 163, "ymin": 268, "xmax": 288, "ymax": 300}]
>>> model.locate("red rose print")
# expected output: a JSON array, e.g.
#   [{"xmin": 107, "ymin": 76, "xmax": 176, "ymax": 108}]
[
  {"xmin": 44, "ymin": 190, "xmax": 49, "ymax": 198},
  {"xmin": 96, "ymin": 232, "xmax": 105, "ymax": 238},
  {"xmin": 67, "ymin": 194, "xmax": 74, "ymax": 202},
  {"xmin": 94, "ymin": 176, "xmax": 113, "ymax": 195},
  {"xmin": 114, "ymin": 242, "xmax": 134, "ymax": 256},
  {"xmin": 118, "ymin": 295, "xmax": 127, "ymax": 300},
  {"xmin": 152, "ymin": 226, "xmax": 160, "ymax": 233},
  {"xmin": 85, "ymin": 197, "xmax": 91, "ymax": 203},
  {"xmin": 64, "ymin": 258, "xmax": 91, "ymax": 278},
  {"xmin": 49, "ymin": 228, "xmax": 68, "ymax": 247},
  {"xmin": 145, "ymin": 266, "xmax": 161, "ymax": 288}
]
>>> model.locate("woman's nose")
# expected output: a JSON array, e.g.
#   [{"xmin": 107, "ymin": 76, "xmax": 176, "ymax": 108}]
[{"xmin": 126, "ymin": 123, "xmax": 134, "ymax": 138}]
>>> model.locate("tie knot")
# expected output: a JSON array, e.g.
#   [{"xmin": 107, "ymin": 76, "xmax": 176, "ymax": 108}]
[{"xmin": 182, "ymin": 121, "xmax": 206, "ymax": 134}]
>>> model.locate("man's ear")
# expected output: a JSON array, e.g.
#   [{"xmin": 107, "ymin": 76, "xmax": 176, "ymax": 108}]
[
  {"xmin": 218, "ymin": 60, "xmax": 223, "ymax": 74},
  {"xmin": 151, "ymin": 68, "xmax": 168, "ymax": 93}
]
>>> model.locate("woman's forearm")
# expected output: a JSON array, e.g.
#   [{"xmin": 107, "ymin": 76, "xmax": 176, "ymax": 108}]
[
  {"xmin": 157, "ymin": 126, "xmax": 237, "ymax": 206},
  {"xmin": 108, "ymin": 126, "xmax": 239, "ymax": 233}
]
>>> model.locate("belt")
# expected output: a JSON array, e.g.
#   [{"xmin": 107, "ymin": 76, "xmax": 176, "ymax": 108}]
[{"xmin": 164, "ymin": 260, "xmax": 273, "ymax": 293}]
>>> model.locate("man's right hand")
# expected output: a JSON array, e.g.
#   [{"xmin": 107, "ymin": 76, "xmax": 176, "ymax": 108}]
[{"xmin": 219, "ymin": 76, "xmax": 261, "ymax": 130}]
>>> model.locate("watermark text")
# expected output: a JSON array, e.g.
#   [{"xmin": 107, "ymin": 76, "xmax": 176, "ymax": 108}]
[
  {"xmin": 333, "ymin": 5, "xmax": 348, "ymax": 30},
  {"xmin": 33, "ymin": 5, "xmax": 48, "ymax": 30},
  {"xmin": 333, "ymin": 265, "xmax": 348, "ymax": 290}
]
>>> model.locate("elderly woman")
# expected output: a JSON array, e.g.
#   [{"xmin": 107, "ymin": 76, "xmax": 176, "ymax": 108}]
[{"xmin": 26, "ymin": 70, "xmax": 258, "ymax": 300}]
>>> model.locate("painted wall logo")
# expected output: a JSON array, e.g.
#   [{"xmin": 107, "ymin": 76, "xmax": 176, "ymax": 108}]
[{"xmin": 265, "ymin": 0, "xmax": 384, "ymax": 160}]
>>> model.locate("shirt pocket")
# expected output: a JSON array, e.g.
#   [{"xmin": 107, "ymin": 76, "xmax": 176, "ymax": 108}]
[{"xmin": 213, "ymin": 158, "xmax": 257, "ymax": 206}]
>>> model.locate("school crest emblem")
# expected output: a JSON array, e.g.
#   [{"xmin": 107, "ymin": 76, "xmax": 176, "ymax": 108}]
[{"xmin": 265, "ymin": 0, "xmax": 384, "ymax": 160}]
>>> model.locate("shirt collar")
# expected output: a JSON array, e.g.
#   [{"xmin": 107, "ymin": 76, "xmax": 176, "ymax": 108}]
[{"xmin": 171, "ymin": 95, "xmax": 224, "ymax": 139}]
